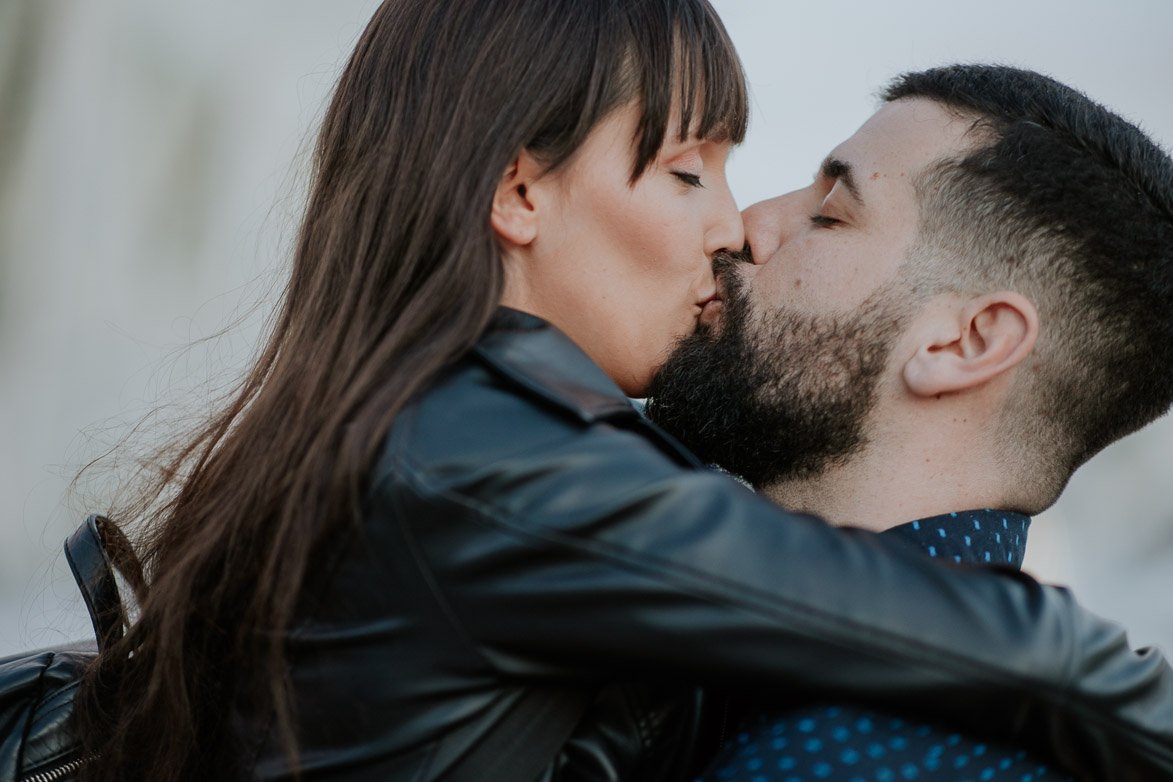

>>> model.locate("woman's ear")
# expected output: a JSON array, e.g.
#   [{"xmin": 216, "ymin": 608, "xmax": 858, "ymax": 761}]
[
  {"xmin": 903, "ymin": 291, "xmax": 1039, "ymax": 397},
  {"xmin": 490, "ymin": 151, "xmax": 544, "ymax": 247}
]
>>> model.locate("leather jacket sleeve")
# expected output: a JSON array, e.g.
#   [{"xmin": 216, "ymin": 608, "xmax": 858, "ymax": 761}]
[{"xmin": 375, "ymin": 355, "xmax": 1173, "ymax": 781}]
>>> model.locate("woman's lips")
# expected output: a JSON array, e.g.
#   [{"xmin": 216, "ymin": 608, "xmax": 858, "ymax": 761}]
[{"xmin": 698, "ymin": 295, "xmax": 723, "ymax": 327}]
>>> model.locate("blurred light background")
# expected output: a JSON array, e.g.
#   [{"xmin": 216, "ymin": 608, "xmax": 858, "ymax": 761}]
[{"xmin": 2, "ymin": 1, "xmax": 1171, "ymax": 657}]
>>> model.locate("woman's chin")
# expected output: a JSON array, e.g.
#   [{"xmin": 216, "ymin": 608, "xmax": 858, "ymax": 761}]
[{"xmin": 620, "ymin": 375, "xmax": 652, "ymax": 399}]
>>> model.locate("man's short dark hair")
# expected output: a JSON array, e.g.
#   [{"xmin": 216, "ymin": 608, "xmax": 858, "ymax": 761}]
[{"xmin": 885, "ymin": 64, "xmax": 1173, "ymax": 511}]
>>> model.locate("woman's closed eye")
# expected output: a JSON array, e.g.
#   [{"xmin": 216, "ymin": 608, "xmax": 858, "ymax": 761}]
[
  {"xmin": 809, "ymin": 213, "xmax": 841, "ymax": 227},
  {"xmin": 672, "ymin": 171, "xmax": 704, "ymax": 188}
]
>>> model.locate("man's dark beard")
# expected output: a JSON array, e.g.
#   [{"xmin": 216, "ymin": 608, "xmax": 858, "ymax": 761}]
[{"xmin": 646, "ymin": 255, "xmax": 911, "ymax": 488}]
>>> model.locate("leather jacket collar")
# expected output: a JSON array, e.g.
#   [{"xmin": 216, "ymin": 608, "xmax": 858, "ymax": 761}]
[{"xmin": 475, "ymin": 307, "xmax": 661, "ymax": 421}]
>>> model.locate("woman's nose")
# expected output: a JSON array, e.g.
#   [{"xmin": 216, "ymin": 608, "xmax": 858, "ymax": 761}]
[{"xmin": 704, "ymin": 183, "xmax": 745, "ymax": 257}]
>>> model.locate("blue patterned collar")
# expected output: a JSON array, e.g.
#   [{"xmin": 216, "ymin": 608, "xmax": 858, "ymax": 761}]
[{"xmin": 882, "ymin": 508, "xmax": 1031, "ymax": 569}]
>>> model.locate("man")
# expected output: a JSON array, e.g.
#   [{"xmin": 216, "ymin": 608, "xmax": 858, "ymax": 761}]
[{"xmin": 647, "ymin": 64, "xmax": 1173, "ymax": 781}]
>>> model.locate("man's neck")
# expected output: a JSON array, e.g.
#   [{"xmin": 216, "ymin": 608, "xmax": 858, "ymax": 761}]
[{"xmin": 758, "ymin": 428, "xmax": 1012, "ymax": 532}]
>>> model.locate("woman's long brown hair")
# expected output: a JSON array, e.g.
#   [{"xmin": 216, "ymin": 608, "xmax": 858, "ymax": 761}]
[{"xmin": 74, "ymin": 1, "xmax": 747, "ymax": 779}]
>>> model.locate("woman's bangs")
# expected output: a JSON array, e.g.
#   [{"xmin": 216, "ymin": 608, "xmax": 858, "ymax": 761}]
[
  {"xmin": 675, "ymin": 3, "xmax": 748, "ymax": 144},
  {"xmin": 628, "ymin": 0, "xmax": 748, "ymax": 179}
]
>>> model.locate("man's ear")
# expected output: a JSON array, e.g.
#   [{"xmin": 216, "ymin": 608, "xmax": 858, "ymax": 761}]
[
  {"xmin": 903, "ymin": 291, "xmax": 1039, "ymax": 397},
  {"xmin": 490, "ymin": 151, "xmax": 544, "ymax": 247}
]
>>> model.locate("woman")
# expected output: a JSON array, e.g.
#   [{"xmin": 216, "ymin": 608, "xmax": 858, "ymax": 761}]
[{"xmin": 74, "ymin": 1, "xmax": 1173, "ymax": 780}]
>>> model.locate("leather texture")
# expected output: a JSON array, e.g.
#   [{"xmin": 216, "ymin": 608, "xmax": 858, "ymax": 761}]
[
  {"xmin": 240, "ymin": 307, "xmax": 1173, "ymax": 782},
  {"xmin": 0, "ymin": 645, "xmax": 94, "ymax": 782},
  {"xmin": 1, "ymin": 515, "xmax": 133, "ymax": 782},
  {"xmin": 0, "ymin": 645, "xmax": 96, "ymax": 782}
]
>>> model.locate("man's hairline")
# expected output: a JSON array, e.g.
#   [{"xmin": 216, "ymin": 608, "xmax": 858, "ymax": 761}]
[{"xmin": 894, "ymin": 122, "xmax": 1078, "ymax": 513}]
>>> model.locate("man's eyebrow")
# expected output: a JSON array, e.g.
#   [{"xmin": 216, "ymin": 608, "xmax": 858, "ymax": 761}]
[{"xmin": 820, "ymin": 156, "xmax": 863, "ymax": 206}]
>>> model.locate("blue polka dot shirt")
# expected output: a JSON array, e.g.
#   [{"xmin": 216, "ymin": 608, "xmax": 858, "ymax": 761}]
[{"xmin": 696, "ymin": 509, "xmax": 1073, "ymax": 782}]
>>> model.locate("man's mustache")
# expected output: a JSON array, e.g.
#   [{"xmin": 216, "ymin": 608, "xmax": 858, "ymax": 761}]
[
  {"xmin": 713, "ymin": 247, "xmax": 754, "ymax": 277},
  {"xmin": 713, "ymin": 249, "xmax": 750, "ymax": 274},
  {"xmin": 711, "ymin": 248, "xmax": 754, "ymax": 302}
]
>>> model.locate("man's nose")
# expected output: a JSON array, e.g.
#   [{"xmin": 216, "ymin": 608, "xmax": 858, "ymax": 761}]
[{"xmin": 741, "ymin": 193, "xmax": 796, "ymax": 265}]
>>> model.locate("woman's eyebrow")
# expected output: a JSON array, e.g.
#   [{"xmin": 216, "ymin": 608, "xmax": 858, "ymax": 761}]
[{"xmin": 820, "ymin": 156, "xmax": 864, "ymax": 207}]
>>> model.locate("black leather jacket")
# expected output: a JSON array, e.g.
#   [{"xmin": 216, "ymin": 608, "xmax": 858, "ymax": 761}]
[{"xmin": 249, "ymin": 309, "xmax": 1173, "ymax": 781}]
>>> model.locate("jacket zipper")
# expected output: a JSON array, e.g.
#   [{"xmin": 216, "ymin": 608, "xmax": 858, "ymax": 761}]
[{"xmin": 18, "ymin": 754, "xmax": 95, "ymax": 782}]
